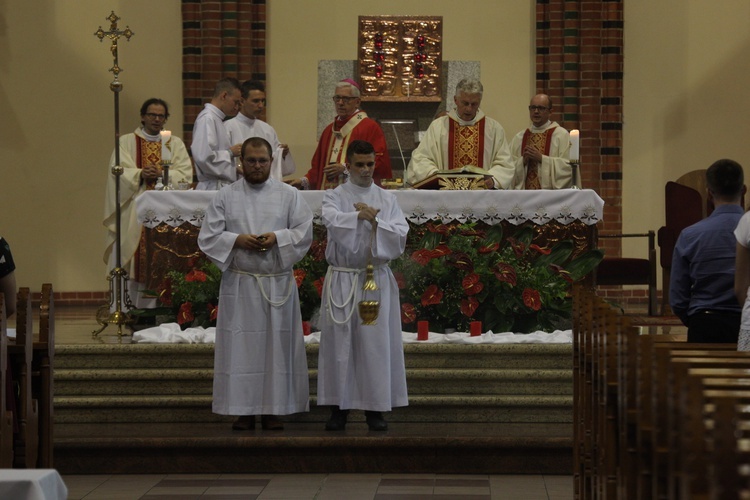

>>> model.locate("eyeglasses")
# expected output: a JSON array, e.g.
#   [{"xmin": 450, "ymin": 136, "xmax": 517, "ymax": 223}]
[
  {"xmin": 144, "ymin": 113, "xmax": 167, "ymax": 120},
  {"xmin": 243, "ymin": 158, "xmax": 270, "ymax": 166},
  {"xmin": 528, "ymin": 106, "xmax": 550, "ymax": 112},
  {"xmin": 332, "ymin": 95, "xmax": 357, "ymax": 103}
]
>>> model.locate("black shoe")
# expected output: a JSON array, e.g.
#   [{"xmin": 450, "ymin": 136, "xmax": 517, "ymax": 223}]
[
  {"xmin": 365, "ymin": 411, "xmax": 388, "ymax": 431},
  {"xmin": 232, "ymin": 415, "xmax": 255, "ymax": 431},
  {"xmin": 325, "ymin": 407, "xmax": 350, "ymax": 431},
  {"xmin": 261, "ymin": 414, "xmax": 284, "ymax": 430}
]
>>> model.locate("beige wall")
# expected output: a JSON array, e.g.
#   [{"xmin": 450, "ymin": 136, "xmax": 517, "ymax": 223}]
[
  {"xmin": 5, "ymin": 0, "xmax": 746, "ymax": 293},
  {"xmin": 2, "ymin": 0, "xmax": 533, "ymax": 292},
  {"xmin": 623, "ymin": 0, "xmax": 750, "ymax": 261}
]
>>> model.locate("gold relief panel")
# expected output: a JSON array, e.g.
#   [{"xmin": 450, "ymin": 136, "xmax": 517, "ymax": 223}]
[{"xmin": 358, "ymin": 16, "xmax": 442, "ymax": 102}]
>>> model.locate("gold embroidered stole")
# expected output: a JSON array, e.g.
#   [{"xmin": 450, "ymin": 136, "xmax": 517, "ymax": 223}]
[
  {"xmin": 135, "ymin": 136, "xmax": 165, "ymax": 282},
  {"xmin": 448, "ymin": 117, "xmax": 485, "ymax": 170},
  {"xmin": 522, "ymin": 127, "xmax": 556, "ymax": 190},
  {"xmin": 320, "ymin": 111, "xmax": 368, "ymax": 189}
]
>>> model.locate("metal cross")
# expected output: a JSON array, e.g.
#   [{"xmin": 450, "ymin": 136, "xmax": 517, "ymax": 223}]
[{"xmin": 93, "ymin": 11, "xmax": 134, "ymax": 80}]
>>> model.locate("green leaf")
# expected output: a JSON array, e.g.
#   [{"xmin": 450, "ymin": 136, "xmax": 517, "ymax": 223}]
[
  {"xmin": 484, "ymin": 225, "xmax": 504, "ymax": 244},
  {"xmin": 565, "ymin": 249, "xmax": 605, "ymax": 281},
  {"xmin": 533, "ymin": 240, "xmax": 574, "ymax": 268}
]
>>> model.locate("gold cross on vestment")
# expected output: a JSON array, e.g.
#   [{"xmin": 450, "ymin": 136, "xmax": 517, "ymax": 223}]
[{"xmin": 94, "ymin": 11, "xmax": 134, "ymax": 79}]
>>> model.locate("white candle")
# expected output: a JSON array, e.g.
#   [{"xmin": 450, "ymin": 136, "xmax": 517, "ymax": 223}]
[
  {"xmin": 160, "ymin": 130, "xmax": 172, "ymax": 162},
  {"xmin": 570, "ymin": 130, "xmax": 580, "ymax": 161}
]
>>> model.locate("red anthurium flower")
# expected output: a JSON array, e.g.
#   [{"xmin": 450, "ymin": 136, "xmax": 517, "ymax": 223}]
[
  {"xmin": 427, "ymin": 222, "xmax": 451, "ymax": 235},
  {"xmin": 494, "ymin": 262, "xmax": 517, "ymax": 286},
  {"xmin": 462, "ymin": 273, "xmax": 484, "ymax": 296},
  {"xmin": 177, "ymin": 302, "xmax": 194, "ymax": 325},
  {"xmin": 530, "ymin": 244, "xmax": 551, "ymax": 255},
  {"xmin": 314, "ymin": 277, "xmax": 325, "ymax": 297},
  {"xmin": 401, "ymin": 303, "xmax": 417, "ymax": 324},
  {"xmin": 447, "ymin": 251, "xmax": 474, "ymax": 271},
  {"xmin": 411, "ymin": 248, "xmax": 434, "ymax": 266},
  {"xmin": 522, "ymin": 288, "xmax": 542, "ymax": 311},
  {"xmin": 430, "ymin": 244, "xmax": 452, "ymax": 258},
  {"xmin": 208, "ymin": 303, "xmax": 218, "ymax": 321},
  {"xmin": 158, "ymin": 278, "xmax": 173, "ymax": 306},
  {"xmin": 421, "ymin": 284, "xmax": 443, "ymax": 307},
  {"xmin": 460, "ymin": 296, "xmax": 479, "ymax": 317},
  {"xmin": 507, "ymin": 237, "xmax": 526, "ymax": 258},
  {"xmin": 478, "ymin": 242, "xmax": 499, "ymax": 254},
  {"xmin": 294, "ymin": 269, "xmax": 306, "ymax": 288},
  {"xmin": 394, "ymin": 272, "xmax": 407, "ymax": 290},
  {"xmin": 549, "ymin": 264, "xmax": 574, "ymax": 283},
  {"xmin": 185, "ymin": 269, "xmax": 208, "ymax": 282}
]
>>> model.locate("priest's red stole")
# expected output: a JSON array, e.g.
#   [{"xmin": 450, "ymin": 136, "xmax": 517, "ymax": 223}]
[
  {"xmin": 522, "ymin": 127, "xmax": 556, "ymax": 190},
  {"xmin": 448, "ymin": 118, "xmax": 485, "ymax": 170}
]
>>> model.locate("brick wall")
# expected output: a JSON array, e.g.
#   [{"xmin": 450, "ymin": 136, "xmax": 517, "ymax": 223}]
[{"xmin": 181, "ymin": 0, "xmax": 267, "ymax": 145}]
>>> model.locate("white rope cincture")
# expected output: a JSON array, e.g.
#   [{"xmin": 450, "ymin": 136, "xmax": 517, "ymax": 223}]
[{"xmin": 228, "ymin": 268, "xmax": 295, "ymax": 307}]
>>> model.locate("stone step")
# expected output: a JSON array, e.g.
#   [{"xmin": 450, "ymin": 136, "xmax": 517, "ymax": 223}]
[
  {"xmin": 53, "ymin": 422, "xmax": 573, "ymax": 475},
  {"xmin": 53, "ymin": 368, "xmax": 572, "ymax": 396},
  {"xmin": 54, "ymin": 343, "xmax": 573, "ymax": 370},
  {"xmin": 53, "ymin": 394, "xmax": 572, "ymax": 424}
]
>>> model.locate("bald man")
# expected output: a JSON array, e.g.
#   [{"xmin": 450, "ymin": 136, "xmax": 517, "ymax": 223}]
[{"xmin": 510, "ymin": 94, "xmax": 576, "ymax": 189}]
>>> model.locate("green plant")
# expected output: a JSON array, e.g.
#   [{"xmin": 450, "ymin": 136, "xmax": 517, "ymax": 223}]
[{"xmin": 391, "ymin": 222, "xmax": 603, "ymax": 333}]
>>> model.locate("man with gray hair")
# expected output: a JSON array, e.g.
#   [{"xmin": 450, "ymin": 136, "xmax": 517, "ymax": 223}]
[
  {"xmin": 406, "ymin": 78, "xmax": 515, "ymax": 189},
  {"xmin": 289, "ymin": 78, "xmax": 392, "ymax": 190}
]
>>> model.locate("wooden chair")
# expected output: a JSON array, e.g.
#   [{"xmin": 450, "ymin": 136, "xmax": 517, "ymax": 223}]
[{"xmin": 595, "ymin": 231, "xmax": 658, "ymax": 316}]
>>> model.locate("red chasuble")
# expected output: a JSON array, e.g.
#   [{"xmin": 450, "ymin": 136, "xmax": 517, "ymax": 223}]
[{"xmin": 308, "ymin": 112, "xmax": 393, "ymax": 190}]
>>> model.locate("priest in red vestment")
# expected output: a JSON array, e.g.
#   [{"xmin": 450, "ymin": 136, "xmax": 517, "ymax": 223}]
[{"xmin": 289, "ymin": 79, "xmax": 392, "ymax": 190}]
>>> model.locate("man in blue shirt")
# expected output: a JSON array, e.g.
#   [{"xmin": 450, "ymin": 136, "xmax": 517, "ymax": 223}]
[{"xmin": 670, "ymin": 159, "xmax": 746, "ymax": 342}]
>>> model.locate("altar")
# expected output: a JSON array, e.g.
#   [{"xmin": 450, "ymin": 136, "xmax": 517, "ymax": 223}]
[{"xmin": 135, "ymin": 189, "xmax": 604, "ymax": 290}]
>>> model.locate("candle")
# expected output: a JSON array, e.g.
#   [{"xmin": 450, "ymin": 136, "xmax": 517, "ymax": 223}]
[
  {"xmin": 417, "ymin": 321, "xmax": 429, "ymax": 341},
  {"xmin": 470, "ymin": 321, "xmax": 482, "ymax": 337},
  {"xmin": 302, "ymin": 321, "xmax": 311, "ymax": 336},
  {"xmin": 569, "ymin": 129, "xmax": 580, "ymax": 161},
  {"xmin": 160, "ymin": 130, "xmax": 172, "ymax": 162}
]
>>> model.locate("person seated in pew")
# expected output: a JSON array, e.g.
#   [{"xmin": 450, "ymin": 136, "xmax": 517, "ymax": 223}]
[
  {"xmin": 670, "ymin": 158, "xmax": 745, "ymax": 342},
  {"xmin": 0, "ymin": 237, "xmax": 16, "ymax": 317}
]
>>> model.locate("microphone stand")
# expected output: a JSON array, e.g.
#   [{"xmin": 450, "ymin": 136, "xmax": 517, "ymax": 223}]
[{"xmin": 92, "ymin": 11, "xmax": 135, "ymax": 337}]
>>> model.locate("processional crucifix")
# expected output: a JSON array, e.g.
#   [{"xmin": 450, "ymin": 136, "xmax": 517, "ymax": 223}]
[{"xmin": 92, "ymin": 11, "xmax": 135, "ymax": 337}]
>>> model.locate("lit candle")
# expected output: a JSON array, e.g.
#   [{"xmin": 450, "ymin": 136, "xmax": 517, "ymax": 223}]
[
  {"xmin": 417, "ymin": 321, "xmax": 429, "ymax": 341},
  {"xmin": 569, "ymin": 129, "xmax": 580, "ymax": 161},
  {"xmin": 160, "ymin": 130, "xmax": 172, "ymax": 162},
  {"xmin": 470, "ymin": 321, "xmax": 482, "ymax": 337}
]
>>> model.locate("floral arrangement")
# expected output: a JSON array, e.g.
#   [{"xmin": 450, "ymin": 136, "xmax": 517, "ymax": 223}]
[
  {"xmin": 391, "ymin": 222, "xmax": 602, "ymax": 333},
  {"xmin": 137, "ymin": 222, "xmax": 602, "ymax": 334},
  {"xmin": 139, "ymin": 258, "xmax": 222, "ymax": 329}
]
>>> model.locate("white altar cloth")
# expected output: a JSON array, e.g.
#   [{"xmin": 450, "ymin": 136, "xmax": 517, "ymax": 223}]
[
  {"xmin": 132, "ymin": 323, "xmax": 572, "ymax": 344},
  {"xmin": 0, "ymin": 469, "xmax": 68, "ymax": 500},
  {"xmin": 136, "ymin": 189, "xmax": 604, "ymax": 228}
]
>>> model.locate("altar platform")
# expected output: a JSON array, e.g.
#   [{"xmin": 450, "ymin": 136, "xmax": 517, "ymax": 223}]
[{"xmin": 50, "ymin": 303, "xmax": 685, "ymax": 476}]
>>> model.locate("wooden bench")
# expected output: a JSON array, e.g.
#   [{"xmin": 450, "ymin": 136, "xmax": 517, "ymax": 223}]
[
  {"xmin": 32, "ymin": 283, "xmax": 54, "ymax": 468},
  {"xmin": 0, "ymin": 293, "xmax": 13, "ymax": 467}
]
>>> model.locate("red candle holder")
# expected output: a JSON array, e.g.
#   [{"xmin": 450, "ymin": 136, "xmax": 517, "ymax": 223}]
[
  {"xmin": 417, "ymin": 321, "xmax": 429, "ymax": 341},
  {"xmin": 302, "ymin": 321, "xmax": 311, "ymax": 336},
  {"xmin": 470, "ymin": 321, "xmax": 482, "ymax": 337}
]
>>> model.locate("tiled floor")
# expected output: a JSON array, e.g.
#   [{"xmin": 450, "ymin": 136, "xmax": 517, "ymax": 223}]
[{"xmin": 61, "ymin": 473, "xmax": 574, "ymax": 499}]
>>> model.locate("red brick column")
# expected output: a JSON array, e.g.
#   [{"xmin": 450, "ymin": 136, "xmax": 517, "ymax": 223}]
[
  {"xmin": 181, "ymin": 0, "xmax": 267, "ymax": 145},
  {"xmin": 536, "ymin": 1, "xmax": 638, "ymax": 305}
]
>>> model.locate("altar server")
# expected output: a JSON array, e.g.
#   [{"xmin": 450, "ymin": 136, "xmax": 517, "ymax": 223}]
[
  {"xmin": 198, "ymin": 137, "xmax": 313, "ymax": 430},
  {"xmin": 317, "ymin": 140, "xmax": 409, "ymax": 431}
]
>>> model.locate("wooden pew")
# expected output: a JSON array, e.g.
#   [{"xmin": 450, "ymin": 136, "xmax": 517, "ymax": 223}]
[
  {"xmin": 9, "ymin": 288, "xmax": 39, "ymax": 468},
  {"xmin": 32, "ymin": 283, "xmax": 54, "ymax": 468},
  {"xmin": 0, "ymin": 294, "xmax": 13, "ymax": 467}
]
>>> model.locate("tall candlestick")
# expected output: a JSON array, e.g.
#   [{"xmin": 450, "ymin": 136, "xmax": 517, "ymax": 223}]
[
  {"xmin": 570, "ymin": 129, "xmax": 580, "ymax": 161},
  {"xmin": 160, "ymin": 130, "xmax": 171, "ymax": 162}
]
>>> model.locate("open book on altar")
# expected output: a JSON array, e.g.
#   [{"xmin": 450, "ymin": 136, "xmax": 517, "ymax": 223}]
[{"xmin": 410, "ymin": 165, "xmax": 491, "ymax": 190}]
